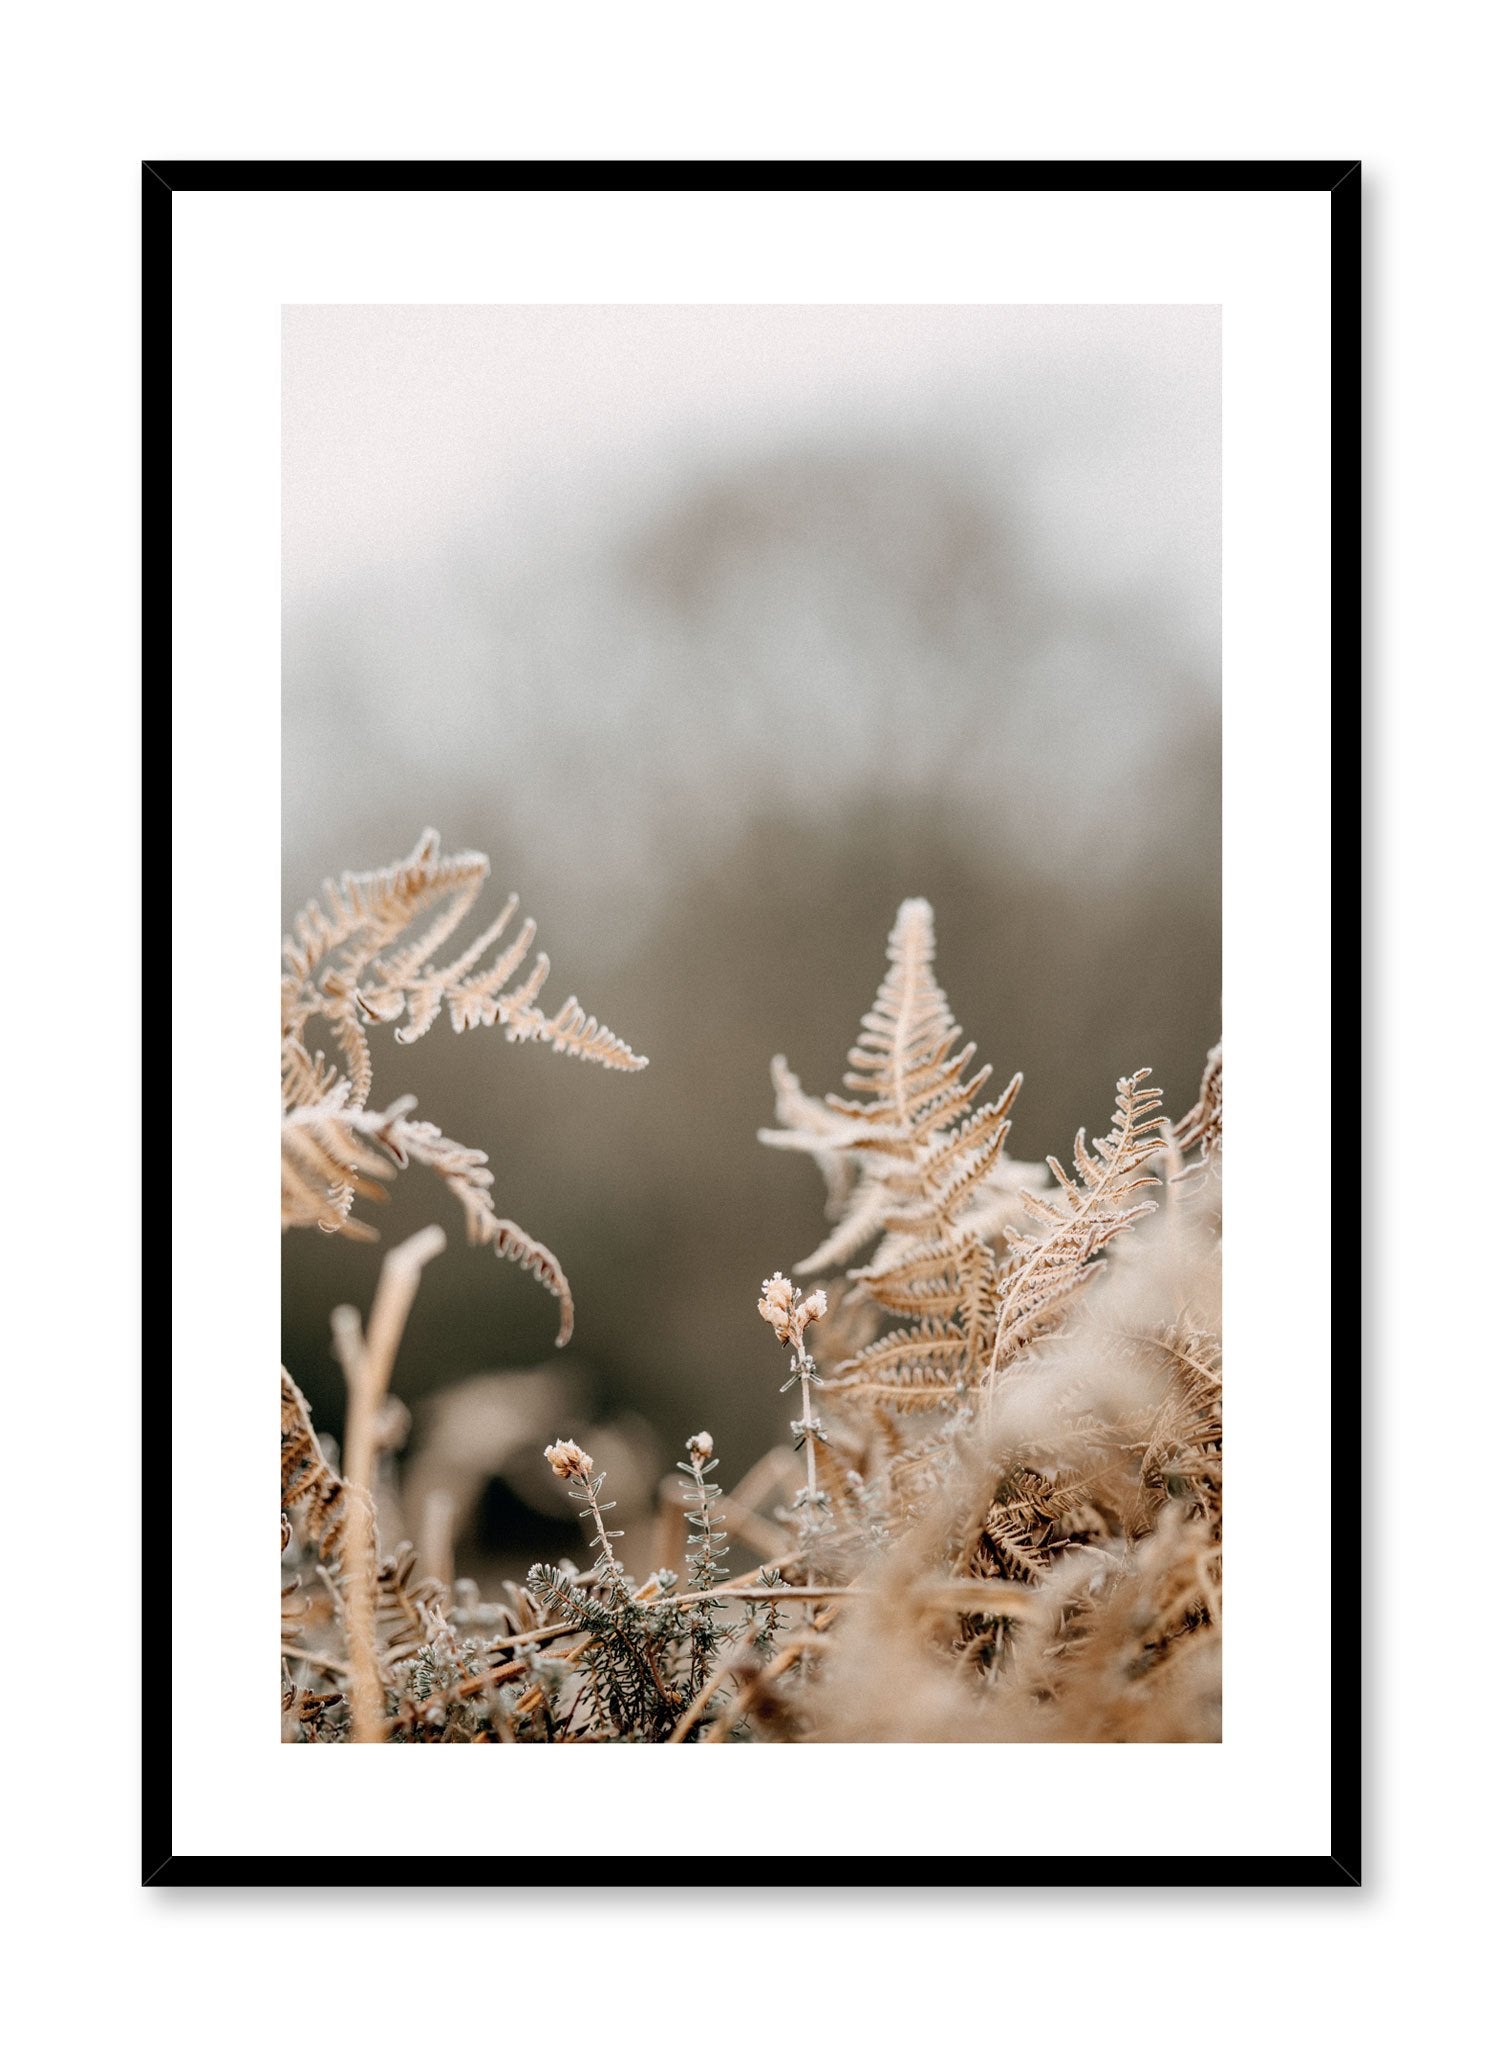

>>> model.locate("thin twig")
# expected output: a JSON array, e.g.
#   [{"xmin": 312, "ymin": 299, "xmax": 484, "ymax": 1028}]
[{"xmin": 283, "ymin": 1649, "xmax": 354, "ymax": 1678}]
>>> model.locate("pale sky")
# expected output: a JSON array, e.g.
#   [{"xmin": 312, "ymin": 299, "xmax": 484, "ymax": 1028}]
[{"xmin": 284, "ymin": 302, "xmax": 1220, "ymax": 658}]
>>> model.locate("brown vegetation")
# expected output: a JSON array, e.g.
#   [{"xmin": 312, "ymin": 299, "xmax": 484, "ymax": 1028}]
[{"xmin": 281, "ymin": 835, "xmax": 1221, "ymax": 1743}]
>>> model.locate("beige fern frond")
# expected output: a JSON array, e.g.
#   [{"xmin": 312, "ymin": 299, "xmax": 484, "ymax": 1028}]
[
  {"xmin": 1123, "ymin": 1319, "xmax": 1223, "ymax": 1540},
  {"xmin": 761, "ymin": 903, "xmax": 1170, "ymax": 1515},
  {"xmin": 835, "ymin": 1321, "xmax": 968, "ymax": 1381},
  {"xmin": 281, "ymin": 830, "xmax": 644, "ymax": 1341},
  {"xmin": 281, "ymin": 1366, "xmax": 348, "ymax": 1561},
  {"xmin": 283, "ymin": 827, "xmax": 487, "ymax": 983},
  {"xmin": 280, "ymin": 1087, "xmax": 407, "ymax": 1239},
  {"xmin": 760, "ymin": 899, "xmax": 1026, "ymax": 1273},
  {"xmin": 978, "ymin": 1473, "xmax": 1067, "ymax": 1583},
  {"xmin": 1172, "ymin": 1040, "xmax": 1223, "ymax": 1182},
  {"xmin": 761, "ymin": 901, "xmax": 1026, "ymax": 1437},
  {"xmin": 842, "ymin": 898, "xmax": 959, "ymax": 1116},
  {"xmin": 283, "ymin": 828, "xmax": 646, "ymax": 1100},
  {"xmin": 832, "ymin": 1371, "xmax": 967, "ymax": 1412},
  {"xmin": 381, "ymin": 1116, "xmax": 576, "ymax": 1345},
  {"xmin": 375, "ymin": 1541, "xmax": 448, "ymax": 1653},
  {"xmin": 988, "ymin": 1070, "xmax": 1168, "ymax": 1375}
]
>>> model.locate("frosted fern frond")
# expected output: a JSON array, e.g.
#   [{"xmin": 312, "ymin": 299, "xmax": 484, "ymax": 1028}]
[
  {"xmin": 761, "ymin": 902, "xmax": 1026, "ymax": 1424},
  {"xmin": 281, "ymin": 831, "xmax": 644, "ymax": 1342},
  {"xmin": 988, "ymin": 1070, "xmax": 1168, "ymax": 1374},
  {"xmin": 281, "ymin": 1365, "xmax": 349, "ymax": 1559},
  {"xmin": 759, "ymin": 899, "xmax": 1035, "ymax": 1278},
  {"xmin": 282, "ymin": 827, "xmax": 646, "ymax": 1106},
  {"xmin": 760, "ymin": 902, "xmax": 1170, "ymax": 1526},
  {"xmin": 1171, "ymin": 1040, "xmax": 1223, "ymax": 1191}
]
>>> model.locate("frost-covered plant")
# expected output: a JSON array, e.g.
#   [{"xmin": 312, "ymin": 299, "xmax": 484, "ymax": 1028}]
[
  {"xmin": 280, "ymin": 850, "xmax": 1222, "ymax": 1746},
  {"xmin": 678, "ymin": 1432, "xmax": 731, "ymax": 1692},
  {"xmin": 756, "ymin": 1273, "xmax": 832, "ymax": 1554},
  {"xmin": 281, "ymin": 829, "xmax": 645, "ymax": 1343},
  {"xmin": 542, "ymin": 1439, "xmax": 633, "ymax": 1607}
]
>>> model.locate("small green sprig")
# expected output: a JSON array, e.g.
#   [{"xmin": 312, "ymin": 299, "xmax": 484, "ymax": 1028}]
[
  {"xmin": 679, "ymin": 1432, "xmax": 731, "ymax": 1591},
  {"xmin": 543, "ymin": 1439, "xmax": 633, "ymax": 1607},
  {"xmin": 679, "ymin": 1431, "xmax": 731, "ymax": 1692}
]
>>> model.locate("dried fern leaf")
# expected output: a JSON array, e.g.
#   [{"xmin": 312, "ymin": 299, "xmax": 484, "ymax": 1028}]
[
  {"xmin": 762, "ymin": 901, "xmax": 1025, "ymax": 1276},
  {"xmin": 1172, "ymin": 1040, "xmax": 1223, "ymax": 1182},
  {"xmin": 988, "ymin": 1071, "xmax": 1168, "ymax": 1375},
  {"xmin": 282, "ymin": 831, "xmax": 644, "ymax": 1338},
  {"xmin": 763, "ymin": 902, "xmax": 1031, "ymax": 1431},
  {"xmin": 376, "ymin": 1542, "xmax": 448, "ymax": 1653},
  {"xmin": 281, "ymin": 1366, "xmax": 348, "ymax": 1561},
  {"xmin": 283, "ymin": 829, "xmax": 646, "ymax": 1082}
]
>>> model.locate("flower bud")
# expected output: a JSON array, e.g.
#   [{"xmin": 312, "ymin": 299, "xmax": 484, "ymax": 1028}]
[
  {"xmin": 758, "ymin": 1271, "xmax": 797, "ymax": 1343},
  {"xmin": 798, "ymin": 1289, "xmax": 828, "ymax": 1332},
  {"xmin": 543, "ymin": 1437, "xmax": 593, "ymax": 1482}
]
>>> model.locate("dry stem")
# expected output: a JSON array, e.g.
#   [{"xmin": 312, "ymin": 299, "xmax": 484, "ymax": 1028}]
[
  {"xmin": 343, "ymin": 1487, "xmax": 384, "ymax": 1742},
  {"xmin": 332, "ymin": 1225, "xmax": 446, "ymax": 1742},
  {"xmin": 337, "ymin": 1224, "xmax": 447, "ymax": 1498}
]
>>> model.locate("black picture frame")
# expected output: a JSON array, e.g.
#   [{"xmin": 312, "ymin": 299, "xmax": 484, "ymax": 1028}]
[{"xmin": 149, "ymin": 157, "xmax": 1359, "ymax": 1889}]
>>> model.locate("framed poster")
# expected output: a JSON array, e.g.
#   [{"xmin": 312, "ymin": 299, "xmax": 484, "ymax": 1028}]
[{"xmin": 154, "ymin": 159, "xmax": 1356, "ymax": 1884}]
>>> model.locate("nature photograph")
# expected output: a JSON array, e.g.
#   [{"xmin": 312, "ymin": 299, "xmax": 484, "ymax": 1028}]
[{"xmin": 280, "ymin": 301, "xmax": 1223, "ymax": 1746}]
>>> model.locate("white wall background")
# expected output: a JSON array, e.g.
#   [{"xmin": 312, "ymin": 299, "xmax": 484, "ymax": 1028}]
[{"xmin": 3, "ymin": 7, "xmax": 1484, "ymax": 2044}]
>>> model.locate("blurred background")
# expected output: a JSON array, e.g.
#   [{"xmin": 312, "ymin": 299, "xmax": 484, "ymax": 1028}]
[{"xmin": 282, "ymin": 303, "xmax": 1220, "ymax": 1585}]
